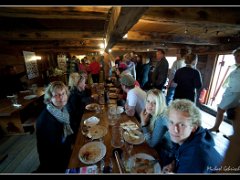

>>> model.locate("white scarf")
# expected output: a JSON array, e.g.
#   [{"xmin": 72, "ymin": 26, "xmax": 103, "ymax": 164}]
[{"xmin": 47, "ymin": 103, "xmax": 73, "ymax": 140}]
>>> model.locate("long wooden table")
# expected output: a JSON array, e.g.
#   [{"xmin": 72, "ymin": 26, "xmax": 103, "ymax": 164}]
[
  {"xmin": 0, "ymin": 87, "xmax": 45, "ymax": 135},
  {"xmin": 68, "ymin": 104, "xmax": 160, "ymax": 174}
]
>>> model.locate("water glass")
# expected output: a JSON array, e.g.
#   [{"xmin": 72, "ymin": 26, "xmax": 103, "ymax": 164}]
[
  {"xmin": 111, "ymin": 125, "xmax": 124, "ymax": 148},
  {"xmin": 11, "ymin": 94, "xmax": 18, "ymax": 105},
  {"xmin": 108, "ymin": 106, "xmax": 120, "ymax": 126}
]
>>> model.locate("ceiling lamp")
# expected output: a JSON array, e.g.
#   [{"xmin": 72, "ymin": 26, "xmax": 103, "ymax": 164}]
[{"xmin": 99, "ymin": 43, "xmax": 105, "ymax": 49}]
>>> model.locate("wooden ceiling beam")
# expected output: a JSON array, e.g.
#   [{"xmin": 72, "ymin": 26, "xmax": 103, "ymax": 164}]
[
  {"xmin": 0, "ymin": 31, "xmax": 103, "ymax": 40},
  {"xmin": 143, "ymin": 7, "xmax": 240, "ymax": 27},
  {"xmin": 126, "ymin": 31, "xmax": 218, "ymax": 45},
  {"xmin": 0, "ymin": 7, "xmax": 110, "ymax": 20},
  {"xmin": 105, "ymin": 7, "xmax": 148, "ymax": 51}
]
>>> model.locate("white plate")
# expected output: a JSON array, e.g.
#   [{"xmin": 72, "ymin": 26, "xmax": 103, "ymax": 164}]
[
  {"xmin": 84, "ymin": 116, "xmax": 100, "ymax": 126},
  {"xmin": 13, "ymin": 103, "xmax": 22, "ymax": 108},
  {"xmin": 85, "ymin": 103, "xmax": 100, "ymax": 111},
  {"xmin": 79, "ymin": 141, "xmax": 106, "ymax": 165},
  {"xmin": 117, "ymin": 106, "xmax": 124, "ymax": 114},
  {"xmin": 87, "ymin": 125, "xmax": 107, "ymax": 140},
  {"xmin": 130, "ymin": 153, "xmax": 161, "ymax": 173},
  {"xmin": 20, "ymin": 90, "xmax": 31, "ymax": 93},
  {"xmin": 24, "ymin": 94, "xmax": 37, "ymax": 100},
  {"xmin": 123, "ymin": 130, "xmax": 145, "ymax": 145}
]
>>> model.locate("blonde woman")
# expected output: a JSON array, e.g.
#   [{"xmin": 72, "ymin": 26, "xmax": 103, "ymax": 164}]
[
  {"xmin": 67, "ymin": 72, "xmax": 91, "ymax": 134},
  {"xmin": 140, "ymin": 89, "xmax": 174, "ymax": 166},
  {"xmin": 36, "ymin": 81, "xmax": 74, "ymax": 173}
]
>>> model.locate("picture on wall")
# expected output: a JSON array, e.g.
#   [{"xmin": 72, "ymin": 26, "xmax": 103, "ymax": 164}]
[
  {"xmin": 23, "ymin": 51, "xmax": 39, "ymax": 79},
  {"xmin": 57, "ymin": 54, "xmax": 67, "ymax": 72}
]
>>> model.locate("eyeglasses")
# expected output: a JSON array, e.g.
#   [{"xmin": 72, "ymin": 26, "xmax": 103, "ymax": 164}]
[{"xmin": 52, "ymin": 92, "xmax": 67, "ymax": 98}]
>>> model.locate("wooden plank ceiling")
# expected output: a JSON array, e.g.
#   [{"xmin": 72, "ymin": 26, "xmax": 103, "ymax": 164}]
[{"xmin": 0, "ymin": 6, "xmax": 240, "ymax": 54}]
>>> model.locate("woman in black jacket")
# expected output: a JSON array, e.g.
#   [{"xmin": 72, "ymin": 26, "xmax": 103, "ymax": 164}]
[
  {"xmin": 36, "ymin": 81, "xmax": 74, "ymax": 173},
  {"xmin": 67, "ymin": 72, "xmax": 91, "ymax": 135}
]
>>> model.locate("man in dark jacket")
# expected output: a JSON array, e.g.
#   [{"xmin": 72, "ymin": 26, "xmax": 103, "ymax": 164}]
[
  {"xmin": 152, "ymin": 49, "xmax": 169, "ymax": 91},
  {"xmin": 163, "ymin": 99, "xmax": 223, "ymax": 173}
]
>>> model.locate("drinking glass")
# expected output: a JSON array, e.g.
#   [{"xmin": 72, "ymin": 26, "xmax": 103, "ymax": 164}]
[
  {"xmin": 123, "ymin": 142, "xmax": 134, "ymax": 172},
  {"xmin": 111, "ymin": 125, "xmax": 124, "ymax": 148},
  {"xmin": 11, "ymin": 94, "xmax": 18, "ymax": 105},
  {"xmin": 108, "ymin": 106, "xmax": 117, "ymax": 126}
]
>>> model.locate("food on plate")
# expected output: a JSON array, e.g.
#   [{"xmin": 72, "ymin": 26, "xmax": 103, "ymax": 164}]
[
  {"xmin": 132, "ymin": 158, "xmax": 155, "ymax": 173},
  {"xmin": 79, "ymin": 142, "xmax": 106, "ymax": 165},
  {"xmin": 120, "ymin": 121, "xmax": 139, "ymax": 130},
  {"xmin": 80, "ymin": 148, "xmax": 100, "ymax": 162},
  {"xmin": 123, "ymin": 130, "xmax": 145, "ymax": 145},
  {"xmin": 86, "ymin": 125, "xmax": 107, "ymax": 139},
  {"xmin": 86, "ymin": 103, "xmax": 100, "ymax": 111},
  {"xmin": 128, "ymin": 129, "xmax": 142, "ymax": 139}
]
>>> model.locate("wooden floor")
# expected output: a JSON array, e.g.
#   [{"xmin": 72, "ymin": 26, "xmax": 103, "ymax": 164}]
[
  {"xmin": 200, "ymin": 110, "xmax": 233, "ymax": 157},
  {"xmin": 0, "ymin": 132, "xmax": 39, "ymax": 174},
  {"xmin": 0, "ymin": 110, "xmax": 233, "ymax": 173}
]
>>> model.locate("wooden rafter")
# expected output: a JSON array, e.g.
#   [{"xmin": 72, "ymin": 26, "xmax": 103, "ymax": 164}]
[{"xmin": 105, "ymin": 7, "xmax": 148, "ymax": 51}]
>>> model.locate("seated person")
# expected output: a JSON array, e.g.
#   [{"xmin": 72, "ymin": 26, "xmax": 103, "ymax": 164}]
[
  {"xmin": 36, "ymin": 81, "xmax": 74, "ymax": 173},
  {"xmin": 162, "ymin": 99, "xmax": 223, "ymax": 173},
  {"xmin": 120, "ymin": 74, "xmax": 146, "ymax": 121},
  {"xmin": 67, "ymin": 72, "xmax": 91, "ymax": 135},
  {"xmin": 140, "ymin": 89, "xmax": 174, "ymax": 166}
]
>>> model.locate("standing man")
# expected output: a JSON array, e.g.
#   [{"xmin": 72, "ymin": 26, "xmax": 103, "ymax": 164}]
[
  {"xmin": 209, "ymin": 47, "xmax": 240, "ymax": 133},
  {"xmin": 166, "ymin": 48, "xmax": 187, "ymax": 105},
  {"xmin": 152, "ymin": 49, "xmax": 169, "ymax": 92}
]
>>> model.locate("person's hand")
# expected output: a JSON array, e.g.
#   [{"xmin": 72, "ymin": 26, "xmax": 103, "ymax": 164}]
[{"xmin": 140, "ymin": 109, "xmax": 151, "ymax": 126}]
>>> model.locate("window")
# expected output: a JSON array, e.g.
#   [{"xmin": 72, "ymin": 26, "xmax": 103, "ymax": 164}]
[{"xmin": 207, "ymin": 54, "xmax": 236, "ymax": 110}]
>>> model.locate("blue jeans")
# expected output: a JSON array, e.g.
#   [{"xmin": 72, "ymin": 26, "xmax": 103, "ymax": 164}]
[{"xmin": 166, "ymin": 87, "xmax": 176, "ymax": 106}]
